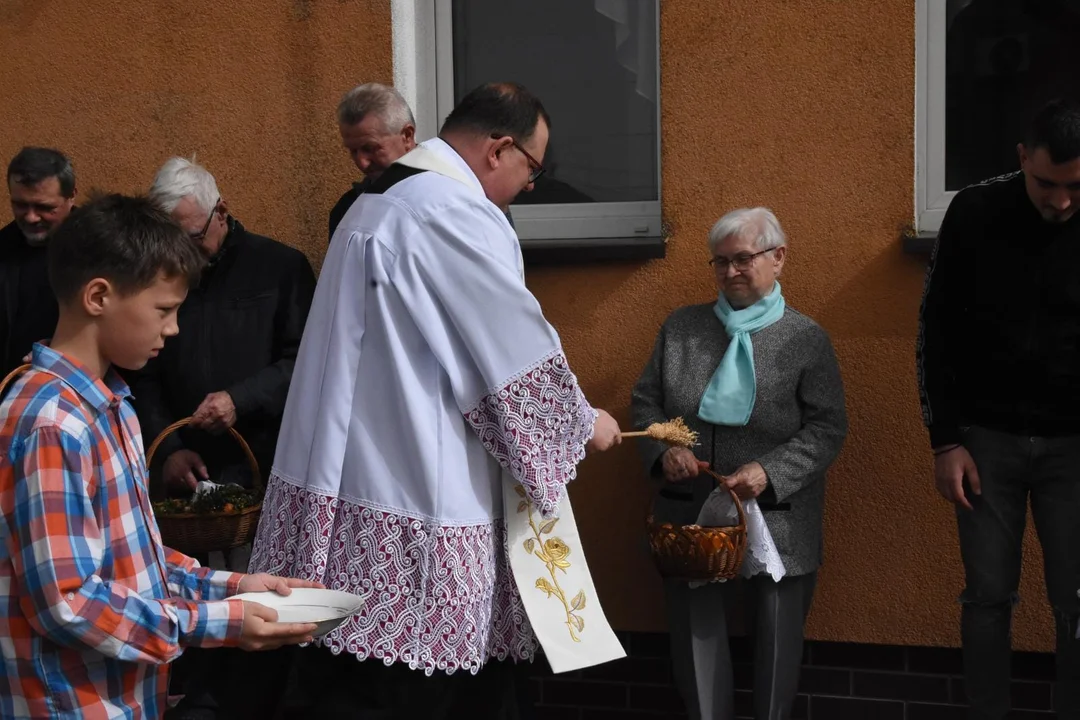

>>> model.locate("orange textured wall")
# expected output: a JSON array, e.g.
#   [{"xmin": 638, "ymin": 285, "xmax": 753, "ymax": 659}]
[
  {"xmin": 0, "ymin": 0, "xmax": 391, "ymax": 263},
  {"xmin": 0, "ymin": 1, "xmax": 1054, "ymax": 652},
  {"xmin": 532, "ymin": 0, "xmax": 1055, "ymax": 652}
]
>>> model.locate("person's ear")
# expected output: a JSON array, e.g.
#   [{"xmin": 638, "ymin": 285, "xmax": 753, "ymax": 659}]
[
  {"xmin": 772, "ymin": 246, "xmax": 787, "ymax": 275},
  {"xmin": 490, "ymin": 137, "xmax": 515, "ymax": 169},
  {"xmin": 82, "ymin": 277, "xmax": 114, "ymax": 317}
]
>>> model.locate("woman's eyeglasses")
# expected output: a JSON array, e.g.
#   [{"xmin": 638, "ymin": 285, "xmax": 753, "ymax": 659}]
[{"xmin": 708, "ymin": 248, "xmax": 776, "ymax": 272}]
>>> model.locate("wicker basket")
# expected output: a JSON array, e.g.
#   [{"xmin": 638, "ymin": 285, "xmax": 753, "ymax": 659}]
[
  {"xmin": 0, "ymin": 363, "xmax": 30, "ymax": 398},
  {"xmin": 146, "ymin": 418, "xmax": 263, "ymax": 554},
  {"xmin": 0, "ymin": 366, "xmax": 261, "ymax": 553},
  {"xmin": 646, "ymin": 469, "xmax": 748, "ymax": 582},
  {"xmin": 1, "ymin": 366, "xmax": 261, "ymax": 554}
]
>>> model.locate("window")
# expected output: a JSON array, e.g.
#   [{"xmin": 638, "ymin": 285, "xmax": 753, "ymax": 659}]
[
  {"xmin": 916, "ymin": 0, "xmax": 1080, "ymax": 232},
  {"xmin": 396, "ymin": 0, "xmax": 662, "ymax": 250}
]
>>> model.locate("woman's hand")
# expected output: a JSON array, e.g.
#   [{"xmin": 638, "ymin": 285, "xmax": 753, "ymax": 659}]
[
  {"xmin": 661, "ymin": 447, "xmax": 709, "ymax": 483},
  {"xmin": 722, "ymin": 461, "xmax": 769, "ymax": 499}
]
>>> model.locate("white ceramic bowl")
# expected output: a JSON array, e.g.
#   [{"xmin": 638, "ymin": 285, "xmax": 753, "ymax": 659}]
[{"xmin": 231, "ymin": 587, "xmax": 364, "ymax": 638}]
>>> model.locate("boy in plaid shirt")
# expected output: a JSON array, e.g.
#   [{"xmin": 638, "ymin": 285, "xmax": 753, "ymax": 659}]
[{"xmin": 0, "ymin": 194, "xmax": 319, "ymax": 719}]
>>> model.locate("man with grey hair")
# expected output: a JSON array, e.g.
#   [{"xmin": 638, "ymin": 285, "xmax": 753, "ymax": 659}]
[
  {"xmin": 135, "ymin": 157, "xmax": 315, "ymax": 495},
  {"xmin": 1, "ymin": 147, "xmax": 77, "ymax": 376},
  {"xmin": 328, "ymin": 82, "xmax": 417, "ymax": 241},
  {"xmin": 130, "ymin": 156, "xmax": 316, "ymax": 718}
]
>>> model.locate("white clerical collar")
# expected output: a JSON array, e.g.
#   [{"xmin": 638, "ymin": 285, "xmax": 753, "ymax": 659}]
[{"xmin": 394, "ymin": 138, "xmax": 484, "ymax": 195}]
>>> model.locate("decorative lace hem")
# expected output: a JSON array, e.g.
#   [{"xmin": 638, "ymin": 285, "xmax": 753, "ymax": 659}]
[
  {"xmin": 248, "ymin": 476, "xmax": 538, "ymax": 675},
  {"xmin": 463, "ymin": 350, "xmax": 597, "ymax": 518},
  {"xmin": 743, "ymin": 525, "xmax": 786, "ymax": 582}
]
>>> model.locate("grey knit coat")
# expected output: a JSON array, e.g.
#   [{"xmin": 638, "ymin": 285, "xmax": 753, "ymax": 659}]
[{"xmin": 630, "ymin": 302, "xmax": 848, "ymax": 576}]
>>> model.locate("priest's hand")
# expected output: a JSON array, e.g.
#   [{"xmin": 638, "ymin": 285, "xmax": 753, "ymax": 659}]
[
  {"xmin": 662, "ymin": 447, "xmax": 709, "ymax": 483},
  {"xmin": 192, "ymin": 391, "xmax": 238, "ymax": 433},
  {"xmin": 237, "ymin": 573, "xmax": 326, "ymax": 595},
  {"xmin": 721, "ymin": 461, "xmax": 768, "ymax": 500},
  {"xmin": 163, "ymin": 449, "xmax": 208, "ymax": 492},
  {"xmin": 587, "ymin": 409, "xmax": 622, "ymax": 453}
]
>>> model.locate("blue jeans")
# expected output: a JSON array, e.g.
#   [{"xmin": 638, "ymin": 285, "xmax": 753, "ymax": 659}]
[{"xmin": 957, "ymin": 426, "xmax": 1080, "ymax": 720}]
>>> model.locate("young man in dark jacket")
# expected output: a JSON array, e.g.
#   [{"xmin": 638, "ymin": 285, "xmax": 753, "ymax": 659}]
[
  {"xmin": 0, "ymin": 147, "xmax": 76, "ymax": 376},
  {"xmin": 918, "ymin": 98, "xmax": 1080, "ymax": 719}
]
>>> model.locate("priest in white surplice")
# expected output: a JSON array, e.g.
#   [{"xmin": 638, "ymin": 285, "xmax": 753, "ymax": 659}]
[{"xmin": 248, "ymin": 83, "xmax": 622, "ymax": 717}]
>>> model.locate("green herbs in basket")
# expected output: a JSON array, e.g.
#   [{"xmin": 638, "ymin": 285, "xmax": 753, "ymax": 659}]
[{"xmin": 153, "ymin": 484, "xmax": 261, "ymax": 516}]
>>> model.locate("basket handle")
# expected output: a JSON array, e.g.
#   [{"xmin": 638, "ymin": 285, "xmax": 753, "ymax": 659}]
[
  {"xmin": 0, "ymin": 363, "xmax": 31, "ymax": 398},
  {"xmin": 700, "ymin": 468, "xmax": 748, "ymax": 530},
  {"xmin": 145, "ymin": 418, "xmax": 262, "ymax": 494}
]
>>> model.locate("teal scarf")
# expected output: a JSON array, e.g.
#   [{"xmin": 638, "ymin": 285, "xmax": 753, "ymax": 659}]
[{"xmin": 698, "ymin": 282, "xmax": 785, "ymax": 426}]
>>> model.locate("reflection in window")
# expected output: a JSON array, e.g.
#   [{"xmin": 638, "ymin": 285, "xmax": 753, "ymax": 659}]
[
  {"xmin": 945, "ymin": 0, "xmax": 1080, "ymax": 190},
  {"xmin": 451, "ymin": 0, "xmax": 659, "ymax": 205}
]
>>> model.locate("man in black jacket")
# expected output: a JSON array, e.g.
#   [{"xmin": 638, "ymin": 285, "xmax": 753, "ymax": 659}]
[
  {"xmin": 918, "ymin": 98, "xmax": 1080, "ymax": 719},
  {"xmin": 0, "ymin": 147, "xmax": 76, "ymax": 376},
  {"xmin": 135, "ymin": 157, "xmax": 316, "ymax": 498},
  {"xmin": 328, "ymin": 82, "xmax": 416, "ymax": 242}
]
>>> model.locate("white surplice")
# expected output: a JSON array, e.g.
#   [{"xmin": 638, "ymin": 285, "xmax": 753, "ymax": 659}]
[{"xmin": 248, "ymin": 138, "xmax": 599, "ymax": 675}]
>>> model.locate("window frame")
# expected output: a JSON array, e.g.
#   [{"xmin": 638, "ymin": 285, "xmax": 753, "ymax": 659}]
[
  {"xmin": 394, "ymin": 0, "xmax": 664, "ymax": 248},
  {"xmin": 915, "ymin": 0, "xmax": 952, "ymax": 233}
]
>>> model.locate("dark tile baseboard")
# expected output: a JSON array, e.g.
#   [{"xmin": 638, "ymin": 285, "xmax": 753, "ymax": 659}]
[{"xmin": 528, "ymin": 633, "xmax": 1056, "ymax": 720}]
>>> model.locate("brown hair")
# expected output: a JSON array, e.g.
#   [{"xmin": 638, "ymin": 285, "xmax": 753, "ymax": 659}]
[
  {"xmin": 440, "ymin": 82, "xmax": 551, "ymax": 143},
  {"xmin": 48, "ymin": 192, "xmax": 204, "ymax": 303},
  {"xmin": 7, "ymin": 146, "xmax": 76, "ymax": 197},
  {"xmin": 1026, "ymin": 98, "xmax": 1080, "ymax": 164}
]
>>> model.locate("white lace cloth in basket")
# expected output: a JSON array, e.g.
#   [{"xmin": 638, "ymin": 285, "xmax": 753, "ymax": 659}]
[{"xmin": 690, "ymin": 488, "xmax": 786, "ymax": 587}]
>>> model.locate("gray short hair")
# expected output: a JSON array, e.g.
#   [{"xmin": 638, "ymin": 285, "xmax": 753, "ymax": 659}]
[
  {"xmin": 337, "ymin": 82, "xmax": 415, "ymax": 132},
  {"xmin": 707, "ymin": 207, "xmax": 788, "ymax": 254},
  {"xmin": 149, "ymin": 157, "xmax": 220, "ymax": 215}
]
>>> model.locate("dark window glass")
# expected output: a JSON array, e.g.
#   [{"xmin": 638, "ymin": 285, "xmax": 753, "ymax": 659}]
[
  {"xmin": 945, "ymin": 0, "xmax": 1080, "ymax": 190},
  {"xmin": 452, "ymin": 0, "xmax": 659, "ymax": 205}
]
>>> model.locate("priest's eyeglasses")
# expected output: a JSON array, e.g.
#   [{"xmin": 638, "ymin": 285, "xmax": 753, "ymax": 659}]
[
  {"xmin": 493, "ymin": 134, "xmax": 545, "ymax": 184},
  {"xmin": 708, "ymin": 248, "xmax": 775, "ymax": 272}
]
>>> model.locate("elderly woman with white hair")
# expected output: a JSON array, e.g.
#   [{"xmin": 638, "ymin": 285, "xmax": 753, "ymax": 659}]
[{"xmin": 631, "ymin": 207, "xmax": 848, "ymax": 720}]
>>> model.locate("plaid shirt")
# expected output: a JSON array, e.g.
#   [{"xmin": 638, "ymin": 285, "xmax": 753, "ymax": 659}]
[{"xmin": 0, "ymin": 346, "xmax": 245, "ymax": 719}]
